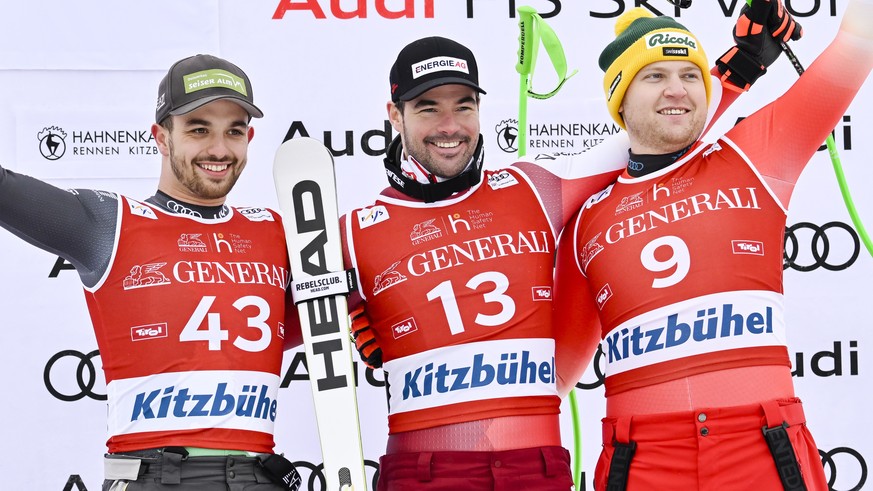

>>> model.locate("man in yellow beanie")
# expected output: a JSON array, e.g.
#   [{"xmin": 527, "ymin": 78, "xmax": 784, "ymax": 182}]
[{"xmin": 554, "ymin": 0, "xmax": 873, "ymax": 489}]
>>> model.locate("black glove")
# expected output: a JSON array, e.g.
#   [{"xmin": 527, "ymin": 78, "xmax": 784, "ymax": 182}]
[
  {"xmin": 717, "ymin": 0, "xmax": 803, "ymax": 91},
  {"xmin": 349, "ymin": 306, "xmax": 382, "ymax": 369}
]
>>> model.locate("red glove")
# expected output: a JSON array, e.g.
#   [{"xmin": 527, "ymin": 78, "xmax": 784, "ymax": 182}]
[
  {"xmin": 349, "ymin": 305, "xmax": 382, "ymax": 369},
  {"xmin": 717, "ymin": 0, "xmax": 803, "ymax": 91}
]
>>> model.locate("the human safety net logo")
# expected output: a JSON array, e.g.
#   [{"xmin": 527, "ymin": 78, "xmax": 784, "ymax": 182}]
[
  {"xmin": 603, "ymin": 291, "xmax": 787, "ymax": 376},
  {"xmin": 383, "ymin": 338, "xmax": 557, "ymax": 415},
  {"xmin": 106, "ymin": 370, "xmax": 280, "ymax": 436}
]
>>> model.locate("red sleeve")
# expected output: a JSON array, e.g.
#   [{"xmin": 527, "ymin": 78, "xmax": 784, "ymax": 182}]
[
  {"xmin": 553, "ymin": 210, "xmax": 603, "ymax": 398},
  {"xmin": 725, "ymin": 31, "xmax": 873, "ymax": 206},
  {"xmin": 705, "ymin": 66, "xmax": 741, "ymax": 137}
]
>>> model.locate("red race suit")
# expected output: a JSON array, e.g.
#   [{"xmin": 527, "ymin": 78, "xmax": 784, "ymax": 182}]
[{"xmin": 87, "ymin": 197, "xmax": 290, "ymax": 454}]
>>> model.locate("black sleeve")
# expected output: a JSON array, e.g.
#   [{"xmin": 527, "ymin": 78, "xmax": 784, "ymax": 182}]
[{"xmin": 0, "ymin": 165, "xmax": 118, "ymax": 288}]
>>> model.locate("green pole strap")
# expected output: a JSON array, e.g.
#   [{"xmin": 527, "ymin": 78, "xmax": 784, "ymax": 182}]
[
  {"xmin": 569, "ymin": 388, "xmax": 583, "ymax": 491},
  {"xmin": 515, "ymin": 7, "xmax": 583, "ymax": 489},
  {"xmin": 742, "ymin": 0, "xmax": 872, "ymax": 258},
  {"xmin": 515, "ymin": 6, "xmax": 578, "ymax": 157}
]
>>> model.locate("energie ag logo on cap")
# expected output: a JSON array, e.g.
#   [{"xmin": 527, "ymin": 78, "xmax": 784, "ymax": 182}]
[
  {"xmin": 412, "ymin": 56, "xmax": 469, "ymax": 79},
  {"xmin": 183, "ymin": 69, "xmax": 248, "ymax": 96}
]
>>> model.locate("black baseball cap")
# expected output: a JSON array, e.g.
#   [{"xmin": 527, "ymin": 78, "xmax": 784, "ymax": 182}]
[
  {"xmin": 389, "ymin": 36, "xmax": 486, "ymax": 103},
  {"xmin": 155, "ymin": 54, "xmax": 264, "ymax": 123}
]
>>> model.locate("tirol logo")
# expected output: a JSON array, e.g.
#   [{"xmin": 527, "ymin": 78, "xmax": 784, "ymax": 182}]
[
  {"xmin": 532, "ymin": 286, "xmax": 552, "ymax": 301},
  {"xmin": 131, "ymin": 323, "xmax": 168, "ymax": 342},
  {"xmin": 596, "ymin": 284, "xmax": 613, "ymax": 310},
  {"xmin": 38, "ymin": 126, "xmax": 67, "ymax": 160},
  {"xmin": 646, "ymin": 32, "xmax": 698, "ymax": 51},
  {"xmin": 392, "ymin": 317, "xmax": 418, "ymax": 339},
  {"xmin": 732, "ymin": 240, "xmax": 764, "ymax": 256},
  {"xmin": 412, "ymin": 56, "xmax": 469, "ymax": 79},
  {"xmin": 495, "ymin": 119, "xmax": 519, "ymax": 153}
]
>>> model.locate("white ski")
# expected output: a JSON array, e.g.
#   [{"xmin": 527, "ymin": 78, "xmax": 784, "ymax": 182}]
[{"xmin": 273, "ymin": 136, "xmax": 368, "ymax": 491}]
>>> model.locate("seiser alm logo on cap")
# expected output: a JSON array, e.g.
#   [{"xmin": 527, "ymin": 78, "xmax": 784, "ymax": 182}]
[
  {"xmin": 645, "ymin": 31, "xmax": 697, "ymax": 51},
  {"xmin": 183, "ymin": 69, "xmax": 248, "ymax": 96},
  {"xmin": 412, "ymin": 56, "xmax": 469, "ymax": 79}
]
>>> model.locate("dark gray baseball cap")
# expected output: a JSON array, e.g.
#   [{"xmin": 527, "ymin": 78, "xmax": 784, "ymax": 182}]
[{"xmin": 155, "ymin": 54, "xmax": 263, "ymax": 123}]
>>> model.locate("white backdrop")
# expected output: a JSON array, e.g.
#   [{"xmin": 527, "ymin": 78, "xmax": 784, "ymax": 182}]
[{"xmin": 0, "ymin": 1, "xmax": 869, "ymax": 490}]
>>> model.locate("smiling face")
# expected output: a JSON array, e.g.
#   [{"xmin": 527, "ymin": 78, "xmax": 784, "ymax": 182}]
[
  {"xmin": 387, "ymin": 84, "xmax": 480, "ymax": 179},
  {"xmin": 153, "ymin": 99, "xmax": 253, "ymax": 206},
  {"xmin": 619, "ymin": 60, "xmax": 708, "ymax": 155}
]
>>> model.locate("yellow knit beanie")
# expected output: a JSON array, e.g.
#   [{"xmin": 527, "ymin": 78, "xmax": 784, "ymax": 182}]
[{"xmin": 599, "ymin": 8, "xmax": 710, "ymax": 129}]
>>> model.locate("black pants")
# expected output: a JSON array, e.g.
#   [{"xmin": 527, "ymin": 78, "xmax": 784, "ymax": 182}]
[{"xmin": 103, "ymin": 450, "xmax": 286, "ymax": 491}]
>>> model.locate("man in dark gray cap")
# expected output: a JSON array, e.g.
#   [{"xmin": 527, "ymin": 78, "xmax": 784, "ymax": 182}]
[{"xmin": 0, "ymin": 54, "xmax": 302, "ymax": 490}]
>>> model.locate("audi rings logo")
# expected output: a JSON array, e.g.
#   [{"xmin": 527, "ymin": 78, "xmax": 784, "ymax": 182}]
[
  {"xmin": 784, "ymin": 221, "xmax": 860, "ymax": 272},
  {"xmin": 293, "ymin": 459, "xmax": 380, "ymax": 490},
  {"xmin": 821, "ymin": 447, "xmax": 867, "ymax": 491},
  {"xmin": 44, "ymin": 349, "xmax": 107, "ymax": 401}
]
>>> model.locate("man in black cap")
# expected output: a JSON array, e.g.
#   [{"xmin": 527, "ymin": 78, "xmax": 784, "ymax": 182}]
[
  {"xmin": 341, "ymin": 13, "xmax": 799, "ymax": 486},
  {"xmin": 0, "ymin": 54, "xmax": 302, "ymax": 490}
]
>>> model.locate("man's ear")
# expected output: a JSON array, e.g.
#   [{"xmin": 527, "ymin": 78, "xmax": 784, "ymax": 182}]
[
  {"xmin": 387, "ymin": 101, "xmax": 403, "ymax": 132},
  {"xmin": 152, "ymin": 123, "xmax": 170, "ymax": 157},
  {"xmin": 248, "ymin": 126, "xmax": 255, "ymax": 142}
]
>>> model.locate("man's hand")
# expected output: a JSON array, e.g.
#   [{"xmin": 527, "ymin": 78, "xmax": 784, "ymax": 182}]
[
  {"xmin": 717, "ymin": 0, "xmax": 803, "ymax": 91},
  {"xmin": 349, "ymin": 305, "xmax": 382, "ymax": 369}
]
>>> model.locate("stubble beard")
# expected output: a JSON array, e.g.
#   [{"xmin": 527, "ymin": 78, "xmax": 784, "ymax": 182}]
[
  {"xmin": 167, "ymin": 137, "xmax": 242, "ymax": 201},
  {"xmin": 403, "ymin": 127, "xmax": 476, "ymax": 179}
]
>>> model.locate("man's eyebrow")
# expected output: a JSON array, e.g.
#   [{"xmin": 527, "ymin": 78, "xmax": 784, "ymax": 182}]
[
  {"xmin": 412, "ymin": 96, "xmax": 477, "ymax": 109},
  {"xmin": 412, "ymin": 98, "xmax": 438, "ymax": 109},
  {"xmin": 183, "ymin": 117, "xmax": 212, "ymax": 127},
  {"xmin": 182, "ymin": 118, "xmax": 248, "ymax": 128}
]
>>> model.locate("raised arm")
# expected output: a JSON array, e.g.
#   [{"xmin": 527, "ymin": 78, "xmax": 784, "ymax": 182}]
[
  {"xmin": 0, "ymin": 164, "xmax": 117, "ymax": 287},
  {"xmin": 726, "ymin": 0, "xmax": 873, "ymax": 206}
]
